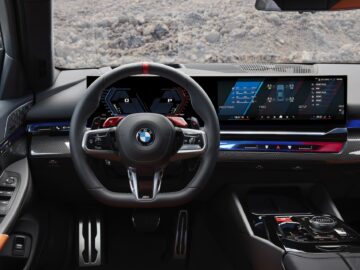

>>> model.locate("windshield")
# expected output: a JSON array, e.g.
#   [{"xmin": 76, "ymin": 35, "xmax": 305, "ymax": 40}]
[{"xmin": 53, "ymin": 0, "xmax": 360, "ymax": 69}]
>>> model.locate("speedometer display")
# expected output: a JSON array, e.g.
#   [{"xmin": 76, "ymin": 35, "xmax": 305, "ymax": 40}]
[
  {"xmin": 149, "ymin": 88, "xmax": 184, "ymax": 114},
  {"xmin": 89, "ymin": 77, "xmax": 190, "ymax": 117},
  {"xmin": 105, "ymin": 88, "xmax": 145, "ymax": 114}
]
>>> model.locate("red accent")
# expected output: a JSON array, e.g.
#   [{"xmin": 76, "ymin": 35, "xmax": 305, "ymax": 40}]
[
  {"xmin": 103, "ymin": 116, "xmax": 124, "ymax": 128},
  {"xmin": 331, "ymin": 0, "xmax": 360, "ymax": 10},
  {"xmin": 167, "ymin": 116, "xmax": 188, "ymax": 128},
  {"xmin": 142, "ymin": 62, "xmax": 150, "ymax": 74},
  {"xmin": 301, "ymin": 142, "xmax": 344, "ymax": 153},
  {"xmin": 275, "ymin": 217, "xmax": 293, "ymax": 223}
]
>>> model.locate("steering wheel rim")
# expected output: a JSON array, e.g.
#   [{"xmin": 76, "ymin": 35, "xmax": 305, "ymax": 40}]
[{"xmin": 70, "ymin": 62, "xmax": 220, "ymax": 207}]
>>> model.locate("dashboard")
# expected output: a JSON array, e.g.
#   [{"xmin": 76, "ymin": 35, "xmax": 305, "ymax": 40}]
[
  {"xmin": 25, "ymin": 63, "xmax": 360, "ymax": 165},
  {"xmin": 22, "ymin": 64, "xmax": 360, "ymax": 203}
]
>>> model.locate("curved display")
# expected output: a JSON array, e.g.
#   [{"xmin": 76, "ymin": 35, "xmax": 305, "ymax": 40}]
[{"xmin": 218, "ymin": 76, "xmax": 346, "ymax": 123}]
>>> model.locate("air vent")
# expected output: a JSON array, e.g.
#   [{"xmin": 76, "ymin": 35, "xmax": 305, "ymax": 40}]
[
  {"xmin": 185, "ymin": 63, "xmax": 317, "ymax": 74},
  {"xmin": 238, "ymin": 64, "xmax": 316, "ymax": 74}
]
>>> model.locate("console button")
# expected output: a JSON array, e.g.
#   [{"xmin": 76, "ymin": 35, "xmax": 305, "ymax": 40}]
[
  {"xmin": 275, "ymin": 217, "xmax": 293, "ymax": 223},
  {"xmin": 334, "ymin": 228, "xmax": 348, "ymax": 237},
  {"xmin": 13, "ymin": 235, "xmax": 26, "ymax": 257},
  {"xmin": 298, "ymin": 145, "xmax": 313, "ymax": 151},
  {"xmin": 0, "ymin": 177, "xmax": 17, "ymax": 187},
  {"xmin": 5, "ymin": 177, "xmax": 15, "ymax": 185}
]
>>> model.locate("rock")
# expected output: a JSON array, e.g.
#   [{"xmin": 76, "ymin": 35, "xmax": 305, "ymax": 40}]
[
  {"xmin": 118, "ymin": 15, "xmax": 129, "ymax": 24},
  {"xmin": 184, "ymin": 12, "xmax": 204, "ymax": 25},
  {"xmin": 127, "ymin": 36, "xmax": 144, "ymax": 48},
  {"xmin": 135, "ymin": 15, "xmax": 146, "ymax": 24},
  {"xmin": 205, "ymin": 31, "xmax": 220, "ymax": 43},
  {"xmin": 301, "ymin": 51, "xmax": 314, "ymax": 62},
  {"xmin": 229, "ymin": 29, "xmax": 247, "ymax": 39},
  {"xmin": 153, "ymin": 24, "xmax": 169, "ymax": 40},
  {"xmin": 143, "ymin": 25, "xmax": 155, "ymax": 36},
  {"xmin": 96, "ymin": 18, "xmax": 114, "ymax": 28},
  {"xmin": 267, "ymin": 13, "xmax": 282, "ymax": 26}
]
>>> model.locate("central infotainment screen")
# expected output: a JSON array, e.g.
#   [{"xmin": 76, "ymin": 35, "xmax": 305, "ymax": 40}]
[{"xmin": 218, "ymin": 76, "xmax": 346, "ymax": 123}]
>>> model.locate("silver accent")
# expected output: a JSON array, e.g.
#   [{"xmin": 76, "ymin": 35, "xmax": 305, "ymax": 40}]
[
  {"xmin": 174, "ymin": 210, "xmax": 189, "ymax": 259},
  {"xmin": 220, "ymin": 128, "xmax": 347, "ymax": 137},
  {"xmin": 172, "ymin": 128, "xmax": 207, "ymax": 161},
  {"xmin": 334, "ymin": 228, "xmax": 348, "ymax": 237},
  {"xmin": 79, "ymin": 219, "xmax": 102, "ymax": 267},
  {"xmin": 127, "ymin": 168, "xmax": 163, "ymax": 201},
  {"xmin": 82, "ymin": 127, "xmax": 120, "ymax": 161}
]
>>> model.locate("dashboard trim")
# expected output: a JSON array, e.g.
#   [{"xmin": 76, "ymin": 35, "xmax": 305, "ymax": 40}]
[{"xmin": 220, "ymin": 128, "xmax": 347, "ymax": 137}]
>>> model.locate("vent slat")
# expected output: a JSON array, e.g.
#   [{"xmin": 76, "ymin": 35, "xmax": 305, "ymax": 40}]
[{"xmin": 185, "ymin": 64, "xmax": 316, "ymax": 74}]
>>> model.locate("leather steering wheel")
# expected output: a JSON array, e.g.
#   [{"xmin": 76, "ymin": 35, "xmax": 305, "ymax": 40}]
[{"xmin": 70, "ymin": 63, "xmax": 219, "ymax": 207}]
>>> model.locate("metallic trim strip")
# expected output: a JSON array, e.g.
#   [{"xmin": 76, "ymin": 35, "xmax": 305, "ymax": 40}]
[{"xmin": 220, "ymin": 128, "xmax": 347, "ymax": 136}]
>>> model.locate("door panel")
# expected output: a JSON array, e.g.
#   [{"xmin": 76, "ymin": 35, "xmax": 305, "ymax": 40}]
[{"xmin": 0, "ymin": 99, "xmax": 34, "ymax": 269}]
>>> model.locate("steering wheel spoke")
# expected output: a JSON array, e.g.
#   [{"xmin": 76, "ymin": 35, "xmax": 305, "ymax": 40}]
[
  {"xmin": 127, "ymin": 168, "xmax": 163, "ymax": 200},
  {"xmin": 172, "ymin": 128, "xmax": 207, "ymax": 161},
  {"xmin": 82, "ymin": 127, "xmax": 120, "ymax": 161}
]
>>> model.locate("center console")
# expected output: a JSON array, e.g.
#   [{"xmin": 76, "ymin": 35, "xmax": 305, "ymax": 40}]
[
  {"xmin": 212, "ymin": 186, "xmax": 360, "ymax": 270},
  {"xmin": 252, "ymin": 214, "xmax": 360, "ymax": 253}
]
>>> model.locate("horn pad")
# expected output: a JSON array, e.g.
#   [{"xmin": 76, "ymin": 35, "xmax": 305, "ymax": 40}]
[{"xmin": 116, "ymin": 113, "xmax": 176, "ymax": 168}]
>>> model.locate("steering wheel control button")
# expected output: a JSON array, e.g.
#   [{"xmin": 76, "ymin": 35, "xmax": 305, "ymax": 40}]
[
  {"xmin": 182, "ymin": 133, "xmax": 204, "ymax": 151},
  {"xmin": 309, "ymin": 216, "xmax": 337, "ymax": 232},
  {"xmin": 86, "ymin": 131, "xmax": 114, "ymax": 151},
  {"xmin": 136, "ymin": 128, "xmax": 154, "ymax": 146}
]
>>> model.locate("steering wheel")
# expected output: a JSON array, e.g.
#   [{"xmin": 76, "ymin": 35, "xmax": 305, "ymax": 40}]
[{"xmin": 70, "ymin": 63, "xmax": 220, "ymax": 207}]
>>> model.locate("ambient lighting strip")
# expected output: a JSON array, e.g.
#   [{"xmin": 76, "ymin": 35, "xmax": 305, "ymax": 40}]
[{"xmin": 220, "ymin": 140, "xmax": 344, "ymax": 153}]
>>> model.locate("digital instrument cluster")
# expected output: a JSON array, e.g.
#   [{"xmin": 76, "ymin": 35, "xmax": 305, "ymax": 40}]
[
  {"xmin": 104, "ymin": 87, "xmax": 186, "ymax": 115},
  {"xmin": 87, "ymin": 76, "xmax": 190, "ymax": 119}
]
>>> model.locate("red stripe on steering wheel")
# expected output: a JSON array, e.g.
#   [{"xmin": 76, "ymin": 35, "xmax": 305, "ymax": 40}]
[{"xmin": 142, "ymin": 62, "xmax": 150, "ymax": 74}]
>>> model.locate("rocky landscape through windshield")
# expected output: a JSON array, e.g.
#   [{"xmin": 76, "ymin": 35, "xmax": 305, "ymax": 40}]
[{"xmin": 54, "ymin": 0, "xmax": 360, "ymax": 68}]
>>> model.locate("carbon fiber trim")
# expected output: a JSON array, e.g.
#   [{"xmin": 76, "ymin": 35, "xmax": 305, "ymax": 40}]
[
  {"xmin": 30, "ymin": 136, "xmax": 70, "ymax": 157},
  {"xmin": 4, "ymin": 101, "xmax": 32, "ymax": 139}
]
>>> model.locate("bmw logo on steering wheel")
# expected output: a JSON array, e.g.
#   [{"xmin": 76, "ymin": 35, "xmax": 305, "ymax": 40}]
[{"xmin": 136, "ymin": 128, "xmax": 154, "ymax": 146}]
